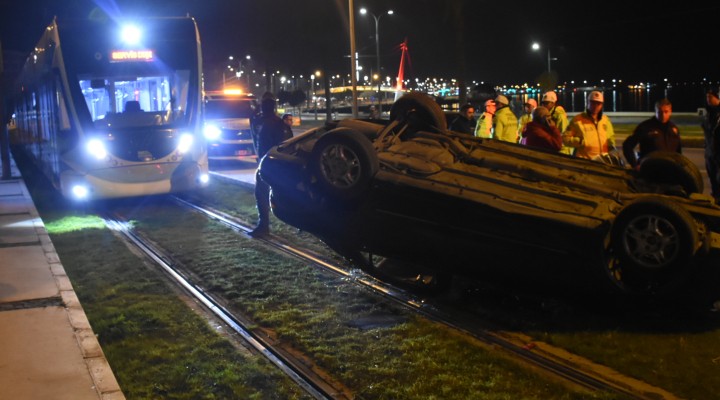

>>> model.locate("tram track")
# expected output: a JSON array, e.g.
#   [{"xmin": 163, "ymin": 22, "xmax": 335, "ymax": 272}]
[
  {"xmin": 167, "ymin": 195, "xmax": 678, "ymax": 400},
  {"xmin": 102, "ymin": 213, "xmax": 351, "ymax": 400}
]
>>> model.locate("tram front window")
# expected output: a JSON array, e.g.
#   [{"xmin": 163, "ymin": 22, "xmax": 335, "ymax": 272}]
[{"xmin": 79, "ymin": 70, "xmax": 190, "ymax": 128}]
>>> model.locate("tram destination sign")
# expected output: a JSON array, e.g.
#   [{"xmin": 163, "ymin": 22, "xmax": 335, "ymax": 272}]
[{"xmin": 110, "ymin": 49, "xmax": 154, "ymax": 62}]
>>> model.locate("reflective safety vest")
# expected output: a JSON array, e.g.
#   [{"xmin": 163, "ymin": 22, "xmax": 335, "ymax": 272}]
[
  {"xmin": 563, "ymin": 112, "xmax": 616, "ymax": 160},
  {"xmin": 474, "ymin": 112, "xmax": 493, "ymax": 138},
  {"xmin": 493, "ymin": 106, "xmax": 518, "ymax": 143}
]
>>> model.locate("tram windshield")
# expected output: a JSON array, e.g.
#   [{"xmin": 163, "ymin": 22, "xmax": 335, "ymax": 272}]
[{"xmin": 80, "ymin": 69, "xmax": 190, "ymax": 129}]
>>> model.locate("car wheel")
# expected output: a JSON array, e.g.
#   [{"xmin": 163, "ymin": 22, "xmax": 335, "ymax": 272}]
[
  {"xmin": 637, "ymin": 151, "xmax": 704, "ymax": 195},
  {"xmin": 310, "ymin": 128, "xmax": 379, "ymax": 201},
  {"xmin": 602, "ymin": 197, "xmax": 699, "ymax": 295},
  {"xmin": 389, "ymin": 92, "xmax": 447, "ymax": 133}
]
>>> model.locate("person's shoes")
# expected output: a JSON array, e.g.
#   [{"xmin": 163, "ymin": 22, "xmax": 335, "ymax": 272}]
[{"xmin": 248, "ymin": 225, "xmax": 269, "ymax": 237}]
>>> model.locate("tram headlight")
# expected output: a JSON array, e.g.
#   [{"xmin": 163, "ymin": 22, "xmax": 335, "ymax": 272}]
[
  {"xmin": 203, "ymin": 124, "xmax": 221, "ymax": 140},
  {"xmin": 71, "ymin": 185, "xmax": 89, "ymax": 199},
  {"xmin": 86, "ymin": 139, "xmax": 107, "ymax": 160},
  {"xmin": 120, "ymin": 25, "xmax": 142, "ymax": 45},
  {"xmin": 178, "ymin": 133, "xmax": 194, "ymax": 154}
]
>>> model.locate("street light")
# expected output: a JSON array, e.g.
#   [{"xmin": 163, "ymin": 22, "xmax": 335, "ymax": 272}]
[
  {"xmin": 531, "ymin": 42, "xmax": 557, "ymax": 74},
  {"xmin": 360, "ymin": 7, "xmax": 393, "ymax": 115},
  {"xmin": 311, "ymin": 70, "xmax": 321, "ymax": 120},
  {"xmin": 244, "ymin": 54, "xmax": 252, "ymax": 89},
  {"xmin": 227, "ymin": 55, "xmax": 252, "ymax": 90}
]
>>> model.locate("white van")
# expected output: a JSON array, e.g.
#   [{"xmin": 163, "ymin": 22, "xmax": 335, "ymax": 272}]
[{"xmin": 203, "ymin": 90, "xmax": 259, "ymax": 163}]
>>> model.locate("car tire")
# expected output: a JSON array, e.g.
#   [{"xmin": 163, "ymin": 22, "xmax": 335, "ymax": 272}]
[
  {"xmin": 602, "ymin": 197, "xmax": 699, "ymax": 295},
  {"xmin": 389, "ymin": 92, "xmax": 447, "ymax": 133},
  {"xmin": 637, "ymin": 151, "xmax": 704, "ymax": 195},
  {"xmin": 310, "ymin": 128, "xmax": 379, "ymax": 201}
]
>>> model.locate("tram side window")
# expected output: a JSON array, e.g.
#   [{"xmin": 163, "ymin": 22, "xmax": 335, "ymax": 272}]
[
  {"xmin": 55, "ymin": 76, "xmax": 74, "ymax": 154},
  {"xmin": 56, "ymin": 77, "xmax": 70, "ymax": 131}
]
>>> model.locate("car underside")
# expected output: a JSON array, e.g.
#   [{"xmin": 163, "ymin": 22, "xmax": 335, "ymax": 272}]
[{"xmin": 260, "ymin": 93, "xmax": 720, "ymax": 297}]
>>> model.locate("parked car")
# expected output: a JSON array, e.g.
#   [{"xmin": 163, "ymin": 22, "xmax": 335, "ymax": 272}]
[{"xmin": 259, "ymin": 93, "xmax": 720, "ymax": 297}]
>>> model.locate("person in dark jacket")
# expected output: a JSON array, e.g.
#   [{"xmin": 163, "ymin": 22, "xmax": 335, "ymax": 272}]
[
  {"xmin": 520, "ymin": 106, "xmax": 562, "ymax": 151},
  {"xmin": 449, "ymin": 103, "xmax": 475, "ymax": 134},
  {"xmin": 622, "ymin": 98, "xmax": 681, "ymax": 169},
  {"xmin": 703, "ymin": 88, "xmax": 720, "ymax": 201},
  {"xmin": 249, "ymin": 94, "xmax": 293, "ymax": 237}
]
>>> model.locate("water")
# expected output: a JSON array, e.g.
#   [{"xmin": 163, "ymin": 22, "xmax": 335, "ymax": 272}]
[{"xmin": 513, "ymin": 83, "xmax": 711, "ymax": 113}]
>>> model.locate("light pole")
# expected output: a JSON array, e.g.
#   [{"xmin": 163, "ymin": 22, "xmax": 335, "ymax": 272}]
[
  {"xmin": 244, "ymin": 54, "xmax": 252, "ymax": 89},
  {"xmin": 348, "ymin": 0, "xmax": 359, "ymax": 118},
  {"xmin": 311, "ymin": 71, "xmax": 322, "ymax": 120},
  {"xmin": 531, "ymin": 42, "xmax": 556, "ymax": 74},
  {"xmin": 360, "ymin": 7, "xmax": 393, "ymax": 115}
]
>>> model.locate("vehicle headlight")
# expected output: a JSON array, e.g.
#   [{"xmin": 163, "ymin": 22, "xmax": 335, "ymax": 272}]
[
  {"xmin": 178, "ymin": 133, "xmax": 194, "ymax": 154},
  {"xmin": 71, "ymin": 185, "xmax": 89, "ymax": 199},
  {"xmin": 86, "ymin": 139, "xmax": 107, "ymax": 160},
  {"xmin": 204, "ymin": 124, "xmax": 221, "ymax": 140}
]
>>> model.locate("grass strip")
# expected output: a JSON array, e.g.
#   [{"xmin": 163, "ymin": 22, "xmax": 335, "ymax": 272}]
[{"xmin": 128, "ymin": 196, "xmax": 622, "ymax": 399}]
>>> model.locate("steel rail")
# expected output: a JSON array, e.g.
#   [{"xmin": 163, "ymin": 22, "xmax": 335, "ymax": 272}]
[
  {"xmin": 172, "ymin": 195, "xmax": 673, "ymax": 399},
  {"xmin": 102, "ymin": 214, "xmax": 346, "ymax": 400}
]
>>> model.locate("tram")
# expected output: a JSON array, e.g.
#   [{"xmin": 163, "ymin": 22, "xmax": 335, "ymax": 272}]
[{"xmin": 11, "ymin": 16, "xmax": 209, "ymax": 200}]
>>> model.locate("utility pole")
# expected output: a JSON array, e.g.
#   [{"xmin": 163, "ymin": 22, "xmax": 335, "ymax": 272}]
[{"xmin": 348, "ymin": 0, "xmax": 359, "ymax": 118}]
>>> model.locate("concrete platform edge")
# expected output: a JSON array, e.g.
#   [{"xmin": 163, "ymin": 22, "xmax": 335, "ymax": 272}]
[{"xmin": 0, "ymin": 155, "xmax": 125, "ymax": 400}]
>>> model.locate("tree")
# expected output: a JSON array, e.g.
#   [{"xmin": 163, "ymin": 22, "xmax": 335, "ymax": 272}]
[{"xmin": 288, "ymin": 90, "xmax": 306, "ymax": 115}]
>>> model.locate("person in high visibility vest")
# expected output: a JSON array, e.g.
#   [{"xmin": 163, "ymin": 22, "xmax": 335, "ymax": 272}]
[
  {"xmin": 518, "ymin": 98, "xmax": 537, "ymax": 137},
  {"xmin": 493, "ymin": 94, "xmax": 518, "ymax": 143},
  {"xmin": 474, "ymin": 99, "xmax": 495, "ymax": 139},
  {"xmin": 563, "ymin": 91, "xmax": 617, "ymax": 162},
  {"xmin": 541, "ymin": 91, "xmax": 572, "ymax": 155}
]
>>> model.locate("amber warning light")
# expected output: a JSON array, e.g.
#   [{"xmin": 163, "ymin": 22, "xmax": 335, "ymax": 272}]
[{"xmin": 110, "ymin": 49, "xmax": 154, "ymax": 62}]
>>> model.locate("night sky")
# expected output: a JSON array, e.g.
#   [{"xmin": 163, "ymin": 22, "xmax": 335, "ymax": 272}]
[{"xmin": 2, "ymin": 0, "xmax": 719, "ymax": 87}]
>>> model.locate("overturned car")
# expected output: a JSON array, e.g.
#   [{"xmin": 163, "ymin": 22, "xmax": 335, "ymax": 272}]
[{"xmin": 259, "ymin": 93, "xmax": 720, "ymax": 296}]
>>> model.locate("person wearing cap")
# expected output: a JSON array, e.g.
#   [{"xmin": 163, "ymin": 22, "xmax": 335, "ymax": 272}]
[
  {"xmin": 541, "ymin": 91, "xmax": 572, "ymax": 154},
  {"xmin": 563, "ymin": 90, "xmax": 617, "ymax": 162},
  {"xmin": 449, "ymin": 103, "xmax": 476, "ymax": 135},
  {"xmin": 492, "ymin": 94, "xmax": 518, "ymax": 143},
  {"xmin": 702, "ymin": 88, "xmax": 720, "ymax": 200},
  {"xmin": 622, "ymin": 98, "xmax": 681, "ymax": 169},
  {"xmin": 518, "ymin": 98, "xmax": 537, "ymax": 134},
  {"xmin": 474, "ymin": 99, "xmax": 496, "ymax": 138},
  {"xmin": 520, "ymin": 106, "xmax": 563, "ymax": 151}
]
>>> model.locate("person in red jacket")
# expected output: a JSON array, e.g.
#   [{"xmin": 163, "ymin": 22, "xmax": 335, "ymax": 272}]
[{"xmin": 520, "ymin": 106, "xmax": 563, "ymax": 151}]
